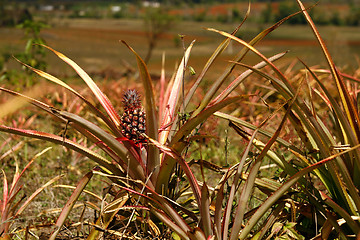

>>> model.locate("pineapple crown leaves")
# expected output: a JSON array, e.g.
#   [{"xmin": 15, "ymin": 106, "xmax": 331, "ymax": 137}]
[{"xmin": 122, "ymin": 89, "xmax": 142, "ymax": 110}]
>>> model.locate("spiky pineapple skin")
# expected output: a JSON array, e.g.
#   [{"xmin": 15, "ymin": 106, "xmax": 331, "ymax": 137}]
[{"xmin": 120, "ymin": 90, "xmax": 146, "ymax": 143}]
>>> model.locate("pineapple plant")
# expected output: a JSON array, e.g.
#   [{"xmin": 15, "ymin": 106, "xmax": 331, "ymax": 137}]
[{"xmin": 120, "ymin": 89, "xmax": 146, "ymax": 143}]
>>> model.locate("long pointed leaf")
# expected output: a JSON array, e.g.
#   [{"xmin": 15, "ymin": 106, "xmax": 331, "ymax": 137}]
[
  {"xmin": 214, "ymin": 111, "xmax": 299, "ymax": 153},
  {"xmin": 50, "ymin": 109, "xmax": 148, "ymax": 185},
  {"xmin": 230, "ymin": 94, "xmax": 294, "ymax": 240},
  {"xmin": 319, "ymin": 191, "xmax": 360, "ymax": 234},
  {"xmin": 151, "ymin": 209, "xmax": 190, "ymax": 240},
  {"xmin": 172, "ymin": 96, "xmax": 243, "ymax": 146},
  {"xmin": 156, "ymin": 96, "xmax": 242, "ymax": 193},
  {"xmin": 9, "ymin": 147, "xmax": 52, "ymax": 201},
  {"xmin": 0, "ymin": 87, "xmax": 65, "ymax": 120},
  {"xmin": 145, "ymin": 136, "xmax": 201, "ymax": 207},
  {"xmin": 1, "ymin": 170, "xmax": 8, "ymax": 214},
  {"xmin": 159, "ymin": 41, "xmax": 194, "ymax": 145},
  {"xmin": 15, "ymin": 175, "xmax": 63, "ymax": 216},
  {"xmin": 200, "ymin": 183, "xmax": 212, "ymax": 238},
  {"xmin": 87, "ymin": 191, "xmax": 129, "ymax": 239},
  {"xmin": 0, "ymin": 126, "xmax": 120, "ymax": 176},
  {"xmin": 184, "ymin": 5, "xmax": 250, "ymax": 112},
  {"xmin": 301, "ymin": 62, "xmax": 360, "ymax": 212},
  {"xmin": 296, "ymin": 0, "xmax": 360, "ymax": 142},
  {"xmin": 15, "ymin": 59, "xmax": 121, "ymax": 135},
  {"xmin": 222, "ymin": 129, "xmax": 258, "ymax": 239},
  {"xmin": 213, "ymin": 51, "xmax": 287, "ymax": 104},
  {"xmin": 239, "ymin": 143, "xmax": 360, "ymax": 239},
  {"xmin": 226, "ymin": 61, "xmax": 335, "ymax": 159},
  {"xmin": 0, "ymin": 86, "xmax": 48, "ymax": 118},
  {"xmin": 116, "ymin": 184, "xmax": 192, "ymax": 234},
  {"xmin": 194, "ymin": 10, "xmax": 301, "ymax": 116},
  {"xmin": 0, "ymin": 87, "xmax": 131, "ymax": 174},
  {"xmin": 41, "ymin": 45, "xmax": 121, "ymax": 127},
  {"xmin": 49, "ymin": 170, "xmax": 93, "ymax": 240}
]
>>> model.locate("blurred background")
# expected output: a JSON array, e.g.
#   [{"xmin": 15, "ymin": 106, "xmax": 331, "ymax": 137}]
[{"xmin": 1, "ymin": 0, "xmax": 360, "ymax": 81}]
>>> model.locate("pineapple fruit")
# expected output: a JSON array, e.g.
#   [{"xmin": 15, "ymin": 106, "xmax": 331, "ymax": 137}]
[{"xmin": 120, "ymin": 89, "xmax": 146, "ymax": 143}]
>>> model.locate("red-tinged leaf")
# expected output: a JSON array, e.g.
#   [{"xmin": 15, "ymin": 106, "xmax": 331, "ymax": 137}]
[
  {"xmin": 214, "ymin": 187, "xmax": 223, "ymax": 240},
  {"xmin": 8, "ymin": 161, "xmax": 32, "ymax": 204},
  {"xmin": 106, "ymin": 167, "xmax": 192, "ymax": 234},
  {"xmin": 0, "ymin": 141, "xmax": 25, "ymax": 164},
  {"xmin": 0, "ymin": 125, "xmax": 122, "ymax": 177},
  {"xmin": 187, "ymin": 227, "xmax": 207, "ymax": 240},
  {"xmin": 1, "ymin": 170, "xmax": 8, "ymax": 213},
  {"xmin": 103, "ymin": 192, "xmax": 130, "ymax": 217},
  {"xmin": 193, "ymin": 11, "xmax": 299, "ymax": 116},
  {"xmin": 200, "ymin": 183, "xmax": 212, "ymax": 238},
  {"xmin": 231, "ymin": 73, "xmax": 305, "ymax": 239},
  {"xmin": 0, "ymin": 87, "xmax": 135, "ymax": 173},
  {"xmin": 213, "ymin": 169, "xmax": 235, "ymax": 240},
  {"xmin": 0, "ymin": 87, "xmax": 62, "ymax": 118},
  {"xmin": 213, "ymin": 51, "xmax": 287, "ymax": 104},
  {"xmin": 226, "ymin": 61, "xmax": 337, "ymax": 158},
  {"xmin": 9, "ymin": 147, "xmax": 51, "ymax": 201},
  {"xmin": 297, "ymin": 2, "xmax": 360, "ymax": 200},
  {"xmin": 306, "ymin": 68, "xmax": 360, "ymax": 83},
  {"xmin": 14, "ymin": 58, "xmax": 78, "ymax": 94},
  {"xmin": 49, "ymin": 170, "xmax": 93, "ymax": 240},
  {"xmin": 0, "ymin": 86, "xmax": 46, "ymax": 118},
  {"xmin": 145, "ymin": 136, "xmax": 201, "ymax": 207},
  {"xmin": 296, "ymin": 0, "xmax": 360, "ymax": 141},
  {"xmin": 301, "ymin": 62, "xmax": 360, "ymax": 213},
  {"xmin": 15, "ymin": 175, "xmax": 62, "ymax": 217},
  {"xmin": 40, "ymin": 45, "xmax": 121, "ymax": 127},
  {"xmin": 313, "ymin": 88, "xmax": 331, "ymax": 109},
  {"xmin": 14, "ymin": 60, "xmax": 121, "ymax": 135},
  {"xmin": 339, "ymin": 72, "xmax": 360, "ymax": 83},
  {"xmin": 319, "ymin": 191, "xmax": 360, "ymax": 234},
  {"xmin": 158, "ymin": 41, "xmax": 194, "ymax": 145},
  {"xmin": 239, "ymin": 143, "xmax": 360, "ymax": 239},
  {"xmin": 205, "ymin": 28, "xmax": 292, "ymax": 94}
]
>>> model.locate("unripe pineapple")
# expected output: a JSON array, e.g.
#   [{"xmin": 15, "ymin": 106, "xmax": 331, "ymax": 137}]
[{"xmin": 120, "ymin": 89, "xmax": 146, "ymax": 143}]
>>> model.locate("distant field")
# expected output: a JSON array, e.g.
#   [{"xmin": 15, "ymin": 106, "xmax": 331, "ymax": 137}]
[{"xmin": 1, "ymin": 18, "xmax": 360, "ymax": 79}]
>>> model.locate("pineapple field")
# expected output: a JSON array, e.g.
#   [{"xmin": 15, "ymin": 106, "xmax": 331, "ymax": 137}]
[{"xmin": 1, "ymin": 1, "xmax": 360, "ymax": 239}]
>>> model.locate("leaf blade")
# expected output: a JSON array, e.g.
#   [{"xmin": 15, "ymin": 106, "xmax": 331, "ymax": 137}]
[{"xmin": 49, "ymin": 170, "xmax": 93, "ymax": 240}]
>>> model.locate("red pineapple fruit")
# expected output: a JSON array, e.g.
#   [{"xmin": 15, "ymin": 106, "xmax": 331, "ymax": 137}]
[{"xmin": 120, "ymin": 89, "xmax": 146, "ymax": 143}]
